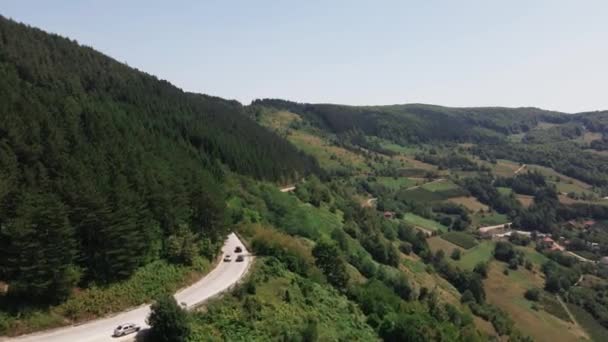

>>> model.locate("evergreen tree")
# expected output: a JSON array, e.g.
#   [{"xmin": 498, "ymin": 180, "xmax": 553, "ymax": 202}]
[{"xmin": 2, "ymin": 192, "xmax": 78, "ymax": 302}]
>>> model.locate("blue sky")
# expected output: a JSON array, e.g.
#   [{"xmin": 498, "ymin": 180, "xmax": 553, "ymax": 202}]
[{"xmin": 3, "ymin": 0, "xmax": 607, "ymax": 112}]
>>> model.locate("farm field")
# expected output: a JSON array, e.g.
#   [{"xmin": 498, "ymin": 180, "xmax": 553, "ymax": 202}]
[
  {"xmin": 447, "ymin": 196, "xmax": 488, "ymax": 212},
  {"xmin": 374, "ymin": 176, "xmax": 417, "ymax": 190},
  {"xmin": 427, "ymin": 236, "xmax": 462, "ymax": 254},
  {"xmin": 453, "ymin": 241, "xmax": 495, "ymax": 270},
  {"xmin": 491, "ymin": 159, "xmax": 523, "ymax": 177},
  {"xmin": 473, "ymin": 212, "xmax": 509, "ymax": 227},
  {"xmin": 440, "ymin": 231, "xmax": 478, "ymax": 249},
  {"xmin": 484, "ymin": 263, "xmax": 587, "ymax": 342},
  {"xmin": 402, "ymin": 213, "xmax": 448, "ymax": 232},
  {"xmin": 421, "ymin": 179, "xmax": 459, "ymax": 192},
  {"xmin": 396, "ymin": 187, "xmax": 446, "ymax": 203}
]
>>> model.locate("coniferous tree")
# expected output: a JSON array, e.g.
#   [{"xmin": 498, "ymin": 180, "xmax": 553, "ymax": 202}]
[{"xmin": 3, "ymin": 192, "xmax": 78, "ymax": 302}]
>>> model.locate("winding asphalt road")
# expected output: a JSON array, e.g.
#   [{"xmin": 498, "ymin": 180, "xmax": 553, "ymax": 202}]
[{"xmin": 4, "ymin": 233, "xmax": 252, "ymax": 342}]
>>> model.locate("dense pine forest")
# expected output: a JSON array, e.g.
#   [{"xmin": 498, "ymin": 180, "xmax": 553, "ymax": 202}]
[{"xmin": 0, "ymin": 16, "xmax": 317, "ymax": 304}]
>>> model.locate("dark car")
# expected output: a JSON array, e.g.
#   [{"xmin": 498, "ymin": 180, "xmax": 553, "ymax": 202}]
[
  {"xmin": 236, "ymin": 255, "xmax": 245, "ymax": 262},
  {"xmin": 234, "ymin": 246, "xmax": 243, "ymax": 253}
]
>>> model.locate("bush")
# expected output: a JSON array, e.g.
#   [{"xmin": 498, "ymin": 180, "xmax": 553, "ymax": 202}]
[
  {"xmin": 494, "ymin": 241, "xmax": 516, "ymax": 262},
  {"xmin": 524, "ymin": 288, "xmax": 541, "ymax": 301},
  {"xmin": 248, "ymin": 224, "xmax": 315, "ymax": 276},
  {"xmin": 473, "ymin": 262, "xmax": 488, "ymax": 278},
  {"xmin": 399, "ymin": 242, "xmax": 412, "ymax": 255},
  {"xmin": 451, "ymin": 249, "xmax": 461, "ymax": 260}
]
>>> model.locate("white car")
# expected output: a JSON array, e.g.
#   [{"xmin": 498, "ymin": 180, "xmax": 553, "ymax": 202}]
[
  {"xmin": 113, "ymin": 323, "xmax": 140, "ymax": 337},
  {"xmin": 223, "ymin": 254, "xmax": 232, "ymax": 262}
]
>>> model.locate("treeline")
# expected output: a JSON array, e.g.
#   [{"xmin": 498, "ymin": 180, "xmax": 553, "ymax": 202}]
[{"xmin": 0, "ymin": 16, "xmax": 317, "ymax": 304}]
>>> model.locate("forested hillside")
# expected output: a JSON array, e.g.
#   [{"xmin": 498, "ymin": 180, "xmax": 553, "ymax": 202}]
[
  {"xmin": 0, "ymin": 16, "xmax": 317, "ymax": 304},
  {"xmin": 254, "ymin": 99, "xmax": 568, "ymax": 143}
]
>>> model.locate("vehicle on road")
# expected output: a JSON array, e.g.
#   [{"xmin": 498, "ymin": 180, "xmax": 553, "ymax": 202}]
[
  {"xmin": 236, "ymin": 255, "xmax": 244, "ymax": 262},
  {"xmin": 223, "ymin": 254, "xmax": 232, "ymax": 262},
  {"xmin": 113, "ymin": 323, "xmax": 140, "ymax": 337},
  {"xmin": 234, "ymin": 246, "xmax": 243, "ymax": 253}
]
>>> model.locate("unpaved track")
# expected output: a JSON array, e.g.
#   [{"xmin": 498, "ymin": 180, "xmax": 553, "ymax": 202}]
[{"xmin": 3, "ymin": 233, "xmax": 252, "ymax": 342}]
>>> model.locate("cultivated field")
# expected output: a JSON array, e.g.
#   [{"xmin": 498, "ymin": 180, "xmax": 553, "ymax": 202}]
[
  {"xmin": 427, "ymin": 236, "xmax": 462, "ymax": 254},
  {"xmin": 440, "ymin": 231, "xmax": 478, "ymax": 249},
  {"xmin": 453, "ymin": 241, "xmax": 495, "ymax": 270},
  {"xmin": 447, "ymin": 196, "xmax": 489, "ymax": 212},
  {"xmin": 374, "ymin": 176, "xmax": 417, "ymax": 190},
  {"xmin": 402, "ymin": 213, "xmax": 448, "ymax": 232},
  {"xmin": 473, "ymin": 212, "xmax": 509, "ymax": 227}
]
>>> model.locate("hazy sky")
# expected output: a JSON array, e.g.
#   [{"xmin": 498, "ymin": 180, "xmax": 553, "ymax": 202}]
[{"xmin": 3, "ymin": 0, "xmax": 607, "ymax": 112}]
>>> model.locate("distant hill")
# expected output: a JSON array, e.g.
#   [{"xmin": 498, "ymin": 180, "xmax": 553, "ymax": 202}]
[{"xmin": 253, "ymin": 99, "xmax": 573, "ymax": 143}]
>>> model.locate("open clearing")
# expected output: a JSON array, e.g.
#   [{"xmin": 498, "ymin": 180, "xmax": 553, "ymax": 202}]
[
  {"xmin": 288, "ymin": 131, "xmax": 369, "ymax": 172},
  {"xmin": 516, "ymin": 194, "xmax": 534, "ymax": 208},
  {"xmin": 567, "ymin": 303, "xmax": 608, "ymax": 341},
  {"xmin": 497, "ymin": 187, "xmax": 513, "ymax": 195},
  {"xmin": 527, "ymin": 164, "xmax": 592, "ymax": 190},
  {"xmin": 550, "ymin": 180, "xmax": 595, "ymax": 196},
  {"xmin": 447, "ymin": 196, "xmax": 489, "ymax": 212},
  {"xmin": 259, "ymin": 110, "xmax": 301, "ymax": 130},
  {"xmin": 484, "ymin": 262, "xmax": 587, "ymax": 342}
]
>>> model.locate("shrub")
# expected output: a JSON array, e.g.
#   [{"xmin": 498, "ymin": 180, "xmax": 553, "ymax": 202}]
[
  {"xmin": 399, "ymin": 242, "xmax": 412, "ymax": 255},
  {"xmin": 473, "ymin": 262, "xmax": 488, "ymax": 278},
  {"xmin": 249, "ymin": 224, "xmax": 315, "ymax": 275},
  {"xmin": 524, "ymin": 288, "xmax": 541, "ymax": 301}
]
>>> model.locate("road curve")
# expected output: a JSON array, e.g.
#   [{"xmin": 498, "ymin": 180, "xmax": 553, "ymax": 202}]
[{"xmin": 4, "ymin": 233, "xmax": 252, "ymax": 342}]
